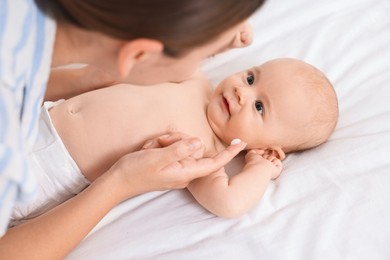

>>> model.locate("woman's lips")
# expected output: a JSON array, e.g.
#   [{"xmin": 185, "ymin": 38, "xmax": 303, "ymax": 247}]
[{"xmin": 222, "ymin": 96, "xmax": 231, "ymax": 116}]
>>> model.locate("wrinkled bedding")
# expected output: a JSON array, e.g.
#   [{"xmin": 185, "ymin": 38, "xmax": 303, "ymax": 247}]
[{"xmin": 66, "ymin": 0, "xmax": 390, "ymax": 259}]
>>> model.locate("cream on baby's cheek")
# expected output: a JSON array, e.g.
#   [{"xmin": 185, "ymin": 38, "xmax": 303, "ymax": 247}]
[{"xmin": 230, "ymin": 139, "xmax": 242, "ymax": 145}]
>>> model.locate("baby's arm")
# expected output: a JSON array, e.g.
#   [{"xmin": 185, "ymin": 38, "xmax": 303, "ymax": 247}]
[{"xmin": 187, "ymin": 149, "xmax": 282, "ymax": 218}]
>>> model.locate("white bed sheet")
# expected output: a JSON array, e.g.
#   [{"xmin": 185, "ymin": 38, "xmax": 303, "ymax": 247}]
[{"xmin": 66, "ymin": 0, "xmax": 390, "ymax": 259}]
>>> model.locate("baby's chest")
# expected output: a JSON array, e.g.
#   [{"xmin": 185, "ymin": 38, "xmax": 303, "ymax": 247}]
[{"xmin": 151, "ymin": 103, "xmax": 209, "ymax": 136}]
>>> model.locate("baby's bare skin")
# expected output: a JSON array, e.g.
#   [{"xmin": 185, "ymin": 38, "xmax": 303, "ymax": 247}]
[
  {"xmin": 50, "ymin": 76, "xmax": 225, "ymax": 182},
  {"xmin": 49, "ymin": 58, "xmax": 338, "ymax": 218}
]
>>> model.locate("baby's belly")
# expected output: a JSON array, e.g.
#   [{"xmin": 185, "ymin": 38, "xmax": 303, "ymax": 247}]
[
  {"xmin": 49, "ymin": 97, "xmax": 173, "ymax": 181},
  {"xmin": 49, "ymin": 99, "xmax": 133, "ymax": 181}
]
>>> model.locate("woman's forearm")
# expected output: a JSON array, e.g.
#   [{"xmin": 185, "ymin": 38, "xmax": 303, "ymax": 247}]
[
  {"xmin": 0, "ymin": 135, "xmax": 245, "ymax": 259},
  {"xmin": 44, "ymin": 66, "xmax": 116, "ymax": 101},
  {"xmin": 0, "ymin": 175, "xmax": 122, "ymax": 260}
]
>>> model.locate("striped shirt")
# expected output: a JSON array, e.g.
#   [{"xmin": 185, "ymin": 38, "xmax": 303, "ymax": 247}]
[{"xmin": 0, "ymin": 0, "xmax": 56, "ymax": 235}]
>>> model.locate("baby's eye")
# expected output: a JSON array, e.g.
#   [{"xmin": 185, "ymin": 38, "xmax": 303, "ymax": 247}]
[
  {"xmin": 255, "ymin": 100, "xmax": 263, "ymax": 115},
  {"xmin": 246, "ymin": 73, "xmax": 255, "ymax": 85}
]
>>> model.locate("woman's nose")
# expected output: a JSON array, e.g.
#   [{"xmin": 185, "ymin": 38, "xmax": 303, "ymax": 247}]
[
  {"xmin": 238, "ymin": 21, "xmax": 253, "ymax": 47},
  {"xmin": 232, "ymin": 20, "xmax": 253, "ymax": 48}
]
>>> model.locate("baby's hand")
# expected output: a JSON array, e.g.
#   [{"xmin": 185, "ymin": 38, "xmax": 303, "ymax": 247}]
[{"xmin": 245, "ymin": 149, "xmax": 283, "ymax": 180}]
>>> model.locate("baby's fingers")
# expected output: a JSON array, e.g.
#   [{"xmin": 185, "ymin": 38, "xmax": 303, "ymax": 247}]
[
  {"xmin": 248, "ymin": 149, "xmax": 265, "ymax": 155},
  {"xmin": 245, "ymin": 150, "xmax": 260, "ymax": 161},
  {"xmin": 267, "ymin": 156, "xmax": 283, "ymax": 170}
]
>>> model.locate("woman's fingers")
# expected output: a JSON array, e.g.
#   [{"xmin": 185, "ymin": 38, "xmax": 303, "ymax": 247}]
[
  {"xmin": 161, "ymin": 140, "xmax": 247, "ymax": 179},
  {"xmin": 140, "ymin": 132, "xmax": 246, "ymax": 185},
  {"xmin": 142, "ymin": 132, "xmax": 205, "ymax": 158},
  {"xmin": 109, "ymin": 136, "xmax": 247, "ymax": 201},
  {"xmin": 142, "ymin": 132, "xmax": 190, "ymax": 149}
]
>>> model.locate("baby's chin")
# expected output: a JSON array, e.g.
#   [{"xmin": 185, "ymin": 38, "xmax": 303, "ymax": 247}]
[{"xmin": 213, "ymin": 135, "xmax": 236, "ymax": 149}]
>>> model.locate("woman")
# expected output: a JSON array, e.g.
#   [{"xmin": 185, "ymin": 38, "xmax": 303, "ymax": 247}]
[{"xmin": 0, "ymin": 0, "xmax": 264, "ymax": 258}]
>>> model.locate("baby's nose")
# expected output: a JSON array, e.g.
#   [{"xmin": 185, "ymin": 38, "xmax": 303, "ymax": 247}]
[{"xmin": 235, "ymin": 86, "xmax": 247, "ymax": 105}]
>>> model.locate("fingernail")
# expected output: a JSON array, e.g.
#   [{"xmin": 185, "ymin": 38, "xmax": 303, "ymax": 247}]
[
  {"xmin": 158, "ymin": 134, "xmax": 171, "ymax": 139},
  {"xmin": 142, "ymin": 140, "xmax": 153, "ymax": 149},
  {"xmin": 230, "ymin": 139, "xmax": 242, "ymax": 145},
  {"xmin": 189, "ymin": 138, "xmax": 202, "ymax": 150}
]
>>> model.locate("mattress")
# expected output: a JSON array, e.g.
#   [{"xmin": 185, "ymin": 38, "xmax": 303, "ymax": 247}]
[{"xmin": 66, "ymin": 0, "xmax": 390, "ymax": 259}]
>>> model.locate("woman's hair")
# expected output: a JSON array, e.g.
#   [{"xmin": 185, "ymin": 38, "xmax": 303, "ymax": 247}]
[{"xmin": 35, "ymin": 0, "xmax": 265, "ymax": 57}]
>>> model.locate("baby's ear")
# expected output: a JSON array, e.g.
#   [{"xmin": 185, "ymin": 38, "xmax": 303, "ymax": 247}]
[{"xmin": 267, "ymin": 147, "xmax": 286, "ymax": 160}]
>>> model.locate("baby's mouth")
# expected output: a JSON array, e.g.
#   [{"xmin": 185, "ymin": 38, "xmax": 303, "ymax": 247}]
[{"xmin": 222, "ymin": 96, "xmax": 231, "ymax": 116}]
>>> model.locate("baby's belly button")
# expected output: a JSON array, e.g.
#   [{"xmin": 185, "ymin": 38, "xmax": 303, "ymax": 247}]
[{"xmin": 67, "ymin": 105, "xmax": 80, "ymax": 115}]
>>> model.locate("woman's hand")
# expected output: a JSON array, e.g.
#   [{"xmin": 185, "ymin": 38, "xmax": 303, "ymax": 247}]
[{"xmin": 104, "ymin": 132, "xmax": 247, "ymax": 203}]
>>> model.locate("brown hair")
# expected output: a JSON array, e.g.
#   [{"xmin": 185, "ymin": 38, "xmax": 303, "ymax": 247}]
[{"xmin": 35, "ymin": 0, "xmax": 265, "ymax": 57}]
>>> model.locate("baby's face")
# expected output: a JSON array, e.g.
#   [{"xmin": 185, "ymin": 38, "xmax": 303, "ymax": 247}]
[{"xmin": 207, "ymin": 58, "xmax": 317, "ymax": 150}]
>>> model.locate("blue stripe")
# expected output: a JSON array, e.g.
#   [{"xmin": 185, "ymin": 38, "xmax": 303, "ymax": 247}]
[
  {"xmin": 19, "ymin": 86, "xmax": 27, "ymax": 121},
  {"xmin": 0, "ymin": 94, "xmax": 8, "ymax": 141},
  {"xmin": 0, "ymin": 145, "xmax": 11, "ymax": 173},
  {"xmin": 0, "ymin": 180, "xmax": 13, "ymax": 208},
  {"xmin": 12, "ymin": 74, "xmax": 25, "ymax": 95},
  {"xmin": 0, "ymin": 0, "xmax": 9, "ymax": 77},
  {"xmin": 11, "ymin": 75, "xmax": 26, "ymax": 134},
  {"xmin": 12, "ymin": 0, "xmax": 34, "ymax": 75},
  {"xmin": 26, "ymin": 7, "xmax": 46, "ymax": 138}
]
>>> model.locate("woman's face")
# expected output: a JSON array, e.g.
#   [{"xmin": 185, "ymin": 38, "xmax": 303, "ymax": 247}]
[{"xmin": 123, "ymin": 20, "xmax": 252, "ymax": 85}]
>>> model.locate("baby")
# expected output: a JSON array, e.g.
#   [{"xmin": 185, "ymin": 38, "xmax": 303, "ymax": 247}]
[{"xmin": 12, "ymin": 58, "xmax": 338, "ymax": 224}]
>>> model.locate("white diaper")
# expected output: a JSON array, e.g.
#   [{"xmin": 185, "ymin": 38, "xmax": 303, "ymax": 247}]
[{"xmin": 10, "ymin": 100, "xmax": 90, "ymax": 227}]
